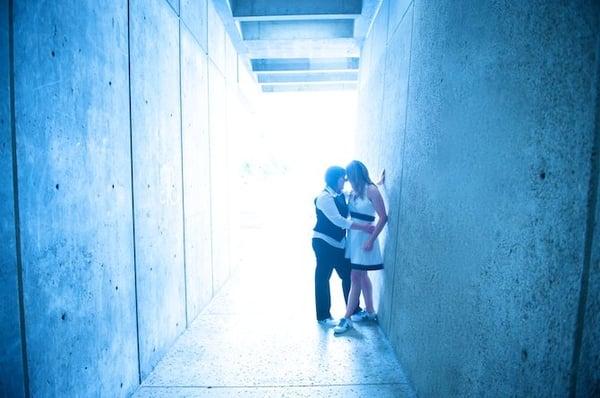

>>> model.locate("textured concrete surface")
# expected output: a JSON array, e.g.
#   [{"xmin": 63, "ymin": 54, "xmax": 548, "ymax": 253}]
[
  {"xmin": 577, "ymin": 105, "xmax": 600, "ymax": 396},
  {"xmin": 181, "ymin": 0, "xmax": 208, "ymax": 53},
  {"xmin": 3, "ymin": 0, "xmax": 251, "ymax": 395},
  {"xmin": 166, "ymin": 0, "xmax": 180, "ymax": 15},
  {"xmin": 0, "ymin": 1, "xmax": 25, "ymax": 396},
  {"xmin": 208, "ymin": 0, "xmax": 226, "ymax": 74},
  {"xmin": 181, "ymin": 24, "xmax": 213, "ymax": 322},
  {"xmin": 134, "ymin": 231, "xmax": 414, "ymax": 397},
  {"xmin": 208, "ymin": 61, "xmax": 231, "ymax": 293},
  {"xmin": 11, "ymin": 1, "xmax": 139, "ymax": 396},
  {"xmin": 130, "ymin": 0, "xmax": 186, "ymax": 378},
  {"xmin": 134, "ymin": 385, "xmax": 413, "ymax": 397},
  {"xmin": 355, "ymin": 0, "xmax": 600, "ymax": 396}
]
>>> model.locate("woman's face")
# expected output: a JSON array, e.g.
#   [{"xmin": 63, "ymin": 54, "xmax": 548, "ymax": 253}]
[{"xmin": 347, "ymin": 175, "xmax": 358, "ymax": 193}]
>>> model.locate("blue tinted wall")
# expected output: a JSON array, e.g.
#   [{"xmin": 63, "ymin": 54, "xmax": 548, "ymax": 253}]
[
  {"xmin": 0, "ymin": 0, "xmax": 257, "ymax": 396},
  {"xmin": 356, "ymin": 1, "xmax": 600, "ymax": 396}
]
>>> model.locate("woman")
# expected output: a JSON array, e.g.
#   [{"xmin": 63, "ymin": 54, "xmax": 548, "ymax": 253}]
[{"xmin": 334, "ymin": 160, "xmax": 388, "ymax": 334}]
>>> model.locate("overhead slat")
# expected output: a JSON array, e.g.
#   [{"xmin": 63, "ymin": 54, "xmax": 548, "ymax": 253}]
[
  {"xmin": 251, "ymin": 57, "xmax": 360, "ymax": 72},
  {"xmin": 257, "ymin": 71, "xmax": 358, "ymax": 83},
  {"xmin": 262, "ymin": 82, "xmax": 358, "ymax": 92},
  {"xmin": 232, "ymin": 0, "xmax": 363, "ymax": 20},
  {"xmin": 241, "ymin": 20, "xmax": 354, "ymax": 40},
  {"xmin": 245, "ymin": 38, "xmax": 360, "ymax": 59}
]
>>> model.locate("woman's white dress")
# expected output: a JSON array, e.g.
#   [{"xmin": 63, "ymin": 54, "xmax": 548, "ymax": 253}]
[{"xmin": 345, "ymin": 192, "xmax": 384, "ymax": 270}]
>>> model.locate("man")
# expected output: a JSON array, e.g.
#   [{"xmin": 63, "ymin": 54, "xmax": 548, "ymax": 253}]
[{"xmin": 312, "ymin": 166, "xmax": 374, "ymax": 324}]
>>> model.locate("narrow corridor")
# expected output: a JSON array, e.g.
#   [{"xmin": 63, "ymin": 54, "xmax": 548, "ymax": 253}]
[
  {"xmin": 133, "ymin": 228, "xmax": 414, "ymax": 397},
  {"xmin": 3, "ymin": 1, "xmax": 599, "ymax": 396}
]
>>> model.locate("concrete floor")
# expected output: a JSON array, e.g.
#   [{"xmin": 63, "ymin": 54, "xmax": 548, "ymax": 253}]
[{"xmin": 133, "ymin": 213, "xmax": 415, "ymax": 397}]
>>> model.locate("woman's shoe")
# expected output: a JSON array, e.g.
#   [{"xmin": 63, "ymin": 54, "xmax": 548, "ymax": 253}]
[
  {"xmin": 366, "ymin": 311, "xmax": 378, "ymax": 322},
  {"xmin": 350, "ymin": 310, "xmax": 368, "ymax": 322},
  {"xmin": 333, "ymin": 318, "xmax": 352, "ymax": 334},
  {"xmin": 350, "ymin": 310, "xmax": 378, "ymax": 322}
]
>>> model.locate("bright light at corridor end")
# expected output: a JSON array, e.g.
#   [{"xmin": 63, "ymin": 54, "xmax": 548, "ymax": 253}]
[{"xmin": 234, "ymin": 90, "xmax": 358, "ymax": 237}]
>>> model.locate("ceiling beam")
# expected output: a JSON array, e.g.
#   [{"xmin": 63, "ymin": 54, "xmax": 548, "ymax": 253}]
[
  {"xmin": 231, "ymin": 0, "xmax": 362, "ymax": 21},
  {"xmin": 257, "ymin": 71, "xmax": 358, "ymax": 83},
  {"xmin": 245, "ymin": 38, "xmax": 360, "ymax": 59},
  {"xmin": 262, "ymin": 82, "xmax": 358, "ymax": 92},
  {"xmin": 251, "ymin": 57, "xmax": 360, "ymax": 72},
  {"xmin": 241, "ymin": 20, "xmax": 354, "ymax": 40}
]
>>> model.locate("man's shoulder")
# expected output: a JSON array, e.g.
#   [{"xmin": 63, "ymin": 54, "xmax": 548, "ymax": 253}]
[
  {"xmin": 316, "ymin": 189, "xmax": 329, "ymax": 197},
  {"xmin": 315, "ymin": 190, "xmax": 327, "ymax": 204}
]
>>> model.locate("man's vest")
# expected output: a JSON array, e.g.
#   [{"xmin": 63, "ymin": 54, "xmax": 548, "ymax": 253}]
[{"xmin": 313, "ymin": 191, "xmax": 348, "ymax": 242}]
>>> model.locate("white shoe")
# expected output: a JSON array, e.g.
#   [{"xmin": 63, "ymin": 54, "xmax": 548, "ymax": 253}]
[
  {"xmin": 350, "ymin": 310, "xmax": 368, "ymax": 322},
  {"xmin": 333, "ymin": 318, "xmax": 352, "ymax": 334},
  {"xmin": 317, "ymin": 317, "xmax": 337, "ymax": 326},
  {"xmin": 351, "ymin": 310, "xmax": 378, "ymax": 322}
]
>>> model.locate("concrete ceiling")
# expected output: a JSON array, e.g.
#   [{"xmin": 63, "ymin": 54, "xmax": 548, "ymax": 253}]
[{"xmin": 213, "ymin": 0, "xmax": 382, "ymax": 92}]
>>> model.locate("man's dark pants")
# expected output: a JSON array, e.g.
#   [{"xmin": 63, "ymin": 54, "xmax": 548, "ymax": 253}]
[{"xmin": 312, "ymin": 238, "xmax": 359, "ymax": 321}]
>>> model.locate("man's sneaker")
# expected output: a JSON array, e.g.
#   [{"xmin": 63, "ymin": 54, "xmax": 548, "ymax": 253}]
[
  {"xmin": 333, "ymin": 318, "xmax": 352, "ymax": 334},
  {"xmin": 317, "ymin": 317, "xmax": 336, "ymax": 326}
]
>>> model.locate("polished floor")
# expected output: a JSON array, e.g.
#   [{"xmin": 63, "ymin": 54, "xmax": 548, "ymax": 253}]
[{"xmin": 134, "ymin": 194, "xmax": 414, "ymax": 397}]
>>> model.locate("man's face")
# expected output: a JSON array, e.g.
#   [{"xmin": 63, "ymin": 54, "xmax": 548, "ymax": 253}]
[{"xmin": 336, "ymin": 175, "xmax": 346, "ymax": 193}]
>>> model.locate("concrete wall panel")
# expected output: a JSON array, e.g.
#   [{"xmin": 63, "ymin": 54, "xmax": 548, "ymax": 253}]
[
  {"xmin": 3, "ymin": 0, "xmax": 257, "ymax": 395},
  {"xmin": 0, "ymin": 1, "xmax": 25, "ymax": 396},
  {"xmin": 356, "ymin": 0, "xmax": 600, "ymax": 396},
  {"xmin": 181, "ymin": 0, "xmax": 208, "ymax": 52},
  {"xmin": 12, "ymin": 1, "xmax": 138, "ymax": 396},
  {"xmin": 238, "ymin": 59, "xmax": 258, "ymax": 100},
  {"xmin": 208, "ymin": 0, "xmax": 226, "ymax": 75},
  {"xmin": 166, "ymin": 0, "xmax": 180, "ymax": 15},
  {"xmin": 129, "ymin": 0, "xmax": 186, "ymax": 379},
  {"xmin": 577, "ymin": 88, "xmax": 600, "ymax": 395},
  {"xmin": 364, "ymin": 5, "xmax": 413, "ymax": 336},
  {"xmin": 387, "ymin": 0, "xmax": 412, "ymax": 40},
  {"xmin": 181, "ymin": 25, "xmax": 213, "ymax": 322},
  {"xmin": 578, "ymin": 168, "xmax": 600, "ymax": 397},
  {"xmin": 225, "ymin": 34, "xmax": 238, "ymax": 85},
  {"xmin": 208, "ymin": 62, "xmax": 230, "ymax": 292},
  {"xmin": 368, "ymin": 1, "xmax": 389, "ymax": 79}
]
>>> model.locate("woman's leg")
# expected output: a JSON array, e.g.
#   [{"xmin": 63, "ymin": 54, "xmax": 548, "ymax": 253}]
[
  {"xmin": 362, "ymin": 272, "xmax": 375, "ymax": 314},
  {"xmin": 344, "ymin": 270, "xmax": 364, "ymax": 318}
]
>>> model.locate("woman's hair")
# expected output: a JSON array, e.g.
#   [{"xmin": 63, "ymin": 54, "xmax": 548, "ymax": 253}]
[
  {"xmin": 324, "ymin": 165, "xmax": 346, "ymax": 189},
  {"xmin": 346, "ymin": 160, "xmax": 373, "ymax": 198}
]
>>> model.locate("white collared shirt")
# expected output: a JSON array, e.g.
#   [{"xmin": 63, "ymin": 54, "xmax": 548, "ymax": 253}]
[{"xmin": 312, "ymin": 186, "xmax": 353, "ymax": 249}]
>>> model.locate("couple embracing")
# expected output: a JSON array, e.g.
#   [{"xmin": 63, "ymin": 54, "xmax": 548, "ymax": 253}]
[{"xmin": 312, "ymin": 160, "xmax": 388, "ymax": 334}]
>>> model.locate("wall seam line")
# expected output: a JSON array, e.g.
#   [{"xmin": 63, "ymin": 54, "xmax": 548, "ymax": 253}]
[
  {"xmin": 178, "ymin": 17, "xmax": 189, "ymax": 329},
  {"xmin": 386, "ymin": 0, "xmax": 415, "ymax": 337},
  {"xmin": 389, "ymin": 1, "xmax": 413, "ymax": 43},
  {"xmin": 180, "ymin": 15, "xmax": 207, "ymax": 55},
  {"xmin": 370, "ymin": 0, "xmax": 392, "ymax": 332},
  {"xmin": 568, "ymin": 26, "xmax": 600, "ymax": 398},
  {"xmin": 8, "ymin": 0, "xmax": 30, "ymax": 396},
  {"xmin": 206, "ymin": 0, "xmax": 215, "ymax": 299},
  {"xmin": 126, "ymin": 0, "xmax": 142, "ymax": 385}
]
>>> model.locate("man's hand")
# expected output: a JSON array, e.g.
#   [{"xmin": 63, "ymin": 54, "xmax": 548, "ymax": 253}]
[
  {"xmin": 361, "ymin": 224, "xmax": 375, "ymax": 234},
  {"xmin": 362, "ymin": 239, "xmax": 374, "ymax": 251}
]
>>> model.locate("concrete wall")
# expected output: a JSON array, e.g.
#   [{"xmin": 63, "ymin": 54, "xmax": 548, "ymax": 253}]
[
  {"xmin": 0, "ymin": 1, "xmax": 25, "ymax": 396},
  {"xmin": 11, "ymin": 1, "xmax": 139, "ymax": 396},
  {"xmin": 1, "ymin": 0, "xmax": 255, "ymax": 396},
  {"xmin": 356, "ymin": 1, "xmax": 600, "ymax": 396}
]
